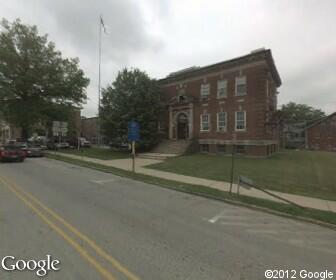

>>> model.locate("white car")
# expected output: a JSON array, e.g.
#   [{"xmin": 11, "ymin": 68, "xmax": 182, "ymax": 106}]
[
  {"xmin": 55, "ymin": 142, "xmax": 70, "ymax": 149},
  {"xmin": 79, "ymin": 138, "xmax": 91, "ymax": 147}
]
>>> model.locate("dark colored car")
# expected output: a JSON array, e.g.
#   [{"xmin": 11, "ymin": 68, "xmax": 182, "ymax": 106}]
[
  {"xmin": 26, "ymin": 144, "xmax": 44, "ymax": 157},
  {"xmin": 109, "ymin": 137, "xmax": 129, "ymax": 151},
  {"xmin": 0, "ymin": 146, "xmax": 26, "ymax": 162}
]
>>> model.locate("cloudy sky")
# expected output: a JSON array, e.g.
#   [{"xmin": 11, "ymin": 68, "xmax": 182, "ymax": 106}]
[{"xmin": 1, "ymin": 0, "xmax": 335, "ymax": 116}]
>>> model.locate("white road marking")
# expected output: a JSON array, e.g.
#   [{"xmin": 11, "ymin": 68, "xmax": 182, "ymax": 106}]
[
  {"xmin": 208, "ymin": 211, "xmax": 227, "ymax": 223},
  {"xmin": 91, "ymin": 179, "xmax": 117, "ymax": 185}
]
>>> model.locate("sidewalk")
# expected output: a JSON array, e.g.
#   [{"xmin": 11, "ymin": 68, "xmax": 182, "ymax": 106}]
[{"xmin": 50, "ymin": 152, "xmax": 336, "ymax": 213}]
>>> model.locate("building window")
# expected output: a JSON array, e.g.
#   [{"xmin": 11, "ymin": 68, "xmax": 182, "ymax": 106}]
[
  {"xmin": 217, "ymin": 112, "xmax": 227, "ymax": 132},
  {"xmin": 200, "ymin": 144, "xmax": 209, "ymax": 153},
  {"xmin": 235, "ymin": 76, "xmax": 246, "ymax": 96},
  {"xmin": 235, "ymin": 111, "xmax": 246, "ymax": 131},
  {"xmin": 200, "ymin": 84, "xmax": 210, "ymax": 99},
  {"xmin": 217, "ymin": 80, "xmax": 227, "ymax": 98},
  {"xmin": 217, "ymin": 144, "xmax": 226, "ymax": 153},
  {"xmin": 235, "ymin": 145, "xmax": 245, "ymax": 154},
  {"xmin": 200, "ymin": 114, "xmax": 210, "ymax": 131}
]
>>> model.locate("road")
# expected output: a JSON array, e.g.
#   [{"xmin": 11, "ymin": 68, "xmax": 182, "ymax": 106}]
[{"xmin": 0, "ymin": 158, "xmax": 335, "ymax": 280}]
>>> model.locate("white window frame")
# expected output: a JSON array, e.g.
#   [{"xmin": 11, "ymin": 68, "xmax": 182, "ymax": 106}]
[
  {"xmin": 217, "ymin": 112, "xmax": 227, "ymax": 132},
  {"xmin": 235, "ymin": 111, "xmax": 246, "ymax": 131},
  {"xmin": 235, "ymin": 76, "xmax": 246, "ymax": 96},
  {"xmin": 200, "ymin": 83, "xmax": 210, "ymax": 99},
  {"xmin": 200, "ymin": 114, "xmax": 210, "ymax": 132},
  {"xmin": 217, "ymin": 80, "xmax": 227, "ymax": 99}
]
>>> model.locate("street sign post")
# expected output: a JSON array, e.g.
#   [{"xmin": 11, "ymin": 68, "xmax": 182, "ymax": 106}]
[
  {"xmin": 128, "ymin": 121, "xmax": 140, "ymax": 172},
  {"xmin": 229, "ymin": 133, "xmax": 237, "ymax": 194}
]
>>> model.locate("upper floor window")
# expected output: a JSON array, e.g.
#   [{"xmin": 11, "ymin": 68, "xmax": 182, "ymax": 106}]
[
  {"xmin": 235, "ymin": 111, "xmax": 246, "ymax": 131},
  {"xmin": 217, "ymin": 112, "xmax": 227, "ymax": 132},
  {"xmin": 200, "ymin": 114, "xmax": 210, "ymax": 131},
  {"xmin": 200, "ymin": 84, "xmax": 210, "ymax": 99},
  {"xmin": 235, "ymin": 76, "xmax": 246, "ymax": 96},
  {"xmin": 217, "ymin": 80, "xmax": 227, "ymax": 99}
]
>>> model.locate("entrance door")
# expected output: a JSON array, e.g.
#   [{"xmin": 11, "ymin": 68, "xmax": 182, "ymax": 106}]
[{"xmin": 177, "ymin": 113, "xmax": 188, "ymax": 139}]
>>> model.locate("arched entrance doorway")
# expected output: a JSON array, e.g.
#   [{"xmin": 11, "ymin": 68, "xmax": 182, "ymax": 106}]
[{"xmin": 177, "ymin": 113, "xmax": 189, "ymax": 139}]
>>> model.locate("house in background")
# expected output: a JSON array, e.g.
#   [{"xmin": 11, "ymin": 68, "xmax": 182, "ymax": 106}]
[
  {"xmin": 283, "ymin": 121, "xmax": 307, "ymax": 149},
  {"xmin": 305, "ymin": 112, "xmax": 336, "ymax": 152},
  {"xmin": 0, "ymin": 120, "xmax": 22, "ymax": 144},
  {"xmin": 158, "ymin": 48, "xmax": 282, "ymax": 157}
]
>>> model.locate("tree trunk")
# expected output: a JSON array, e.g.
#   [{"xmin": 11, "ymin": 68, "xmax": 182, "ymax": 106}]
[{"xmin": 21, "ymin": 126, "xmax": 29, "ymax": 141}]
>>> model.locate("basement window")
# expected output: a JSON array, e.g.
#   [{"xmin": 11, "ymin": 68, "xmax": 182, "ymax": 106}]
[{"xmin": 200, "ymin": 144, "xmax": 209, "ymax": 153}]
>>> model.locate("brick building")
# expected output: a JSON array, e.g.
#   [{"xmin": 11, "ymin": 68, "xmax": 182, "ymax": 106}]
[
  {"xmin": 159, "ymin": 49, "xmax": 282, "ymax": 157},
  {"xmin": 305, "ymin": 112, "xmax": 336, "ymax": 152},
  {"xmin": 81, "ymin": 117, "xmax": 98, "ymax": 144}
]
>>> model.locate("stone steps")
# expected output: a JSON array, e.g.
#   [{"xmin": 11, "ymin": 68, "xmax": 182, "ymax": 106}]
[{"xmin": 151, "ymin": 139, "xmax": 192, "ymax": 154}]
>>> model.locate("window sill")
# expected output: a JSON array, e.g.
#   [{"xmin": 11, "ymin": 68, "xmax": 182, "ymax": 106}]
[{"xmin": 200, "ymin": 130, "xmax": 210, "ymax": 133}]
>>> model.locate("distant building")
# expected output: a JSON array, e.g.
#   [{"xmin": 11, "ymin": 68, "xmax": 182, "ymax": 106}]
[
  {"xmin": 283, "ymin": 121, "xmax": 307, "ymax": 149},
  {"xmin": 0, "ymin": 120, "xmax": 22, "ymax": 144},
  {"xmin": 81, "ymin": 117, "xmax": 98, "ymax": 144},
  {"xmin": 0, "ymin": 120, "xmax": 11, "ymax": 144},
  {"xmin": 305, "ymin": 112, "xmax": 336, "ymax": 152},
  {"xmin": 159, "ymin": 48, "xmax": 282, "ymax": 157}
]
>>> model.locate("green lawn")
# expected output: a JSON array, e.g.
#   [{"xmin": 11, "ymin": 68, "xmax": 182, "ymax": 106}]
[
  {"xmin": 60, "ymin": 147, "xmax": 130, "ymax": 160},
  {"xmin": 148, "ymin": 150, "xmax": 336, "ymax": 201}
]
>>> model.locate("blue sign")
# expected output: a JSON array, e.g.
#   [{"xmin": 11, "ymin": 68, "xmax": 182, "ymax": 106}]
[{"xmin": 128, "ymin": 121, "xmax": 140, "ymax": 141}]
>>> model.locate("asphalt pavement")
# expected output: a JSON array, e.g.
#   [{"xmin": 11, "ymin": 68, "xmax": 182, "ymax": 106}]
[{"xmin": 0, "ymin": 158, "xmax": 335, "ymax": 280}]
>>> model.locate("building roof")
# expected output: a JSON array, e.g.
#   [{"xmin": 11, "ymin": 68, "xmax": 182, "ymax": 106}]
[
  {"xmin": 305, "ymin": 112, "xmax": 336, "ymax": 130},
  {"xmin": 158, "ymin": 48, "xmax": 282, "ymax": 87}
]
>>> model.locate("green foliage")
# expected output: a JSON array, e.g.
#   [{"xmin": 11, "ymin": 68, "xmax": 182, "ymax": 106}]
[
  {"xmin": 101, "ymin": 68, "xmax": 164, "ymax": 150},
  {"xmin": 0, "ymin": 18, "xmax": 89, "ymax": 139},
  {"xmin": 280, "ymin": 102, "xmax": 325, "ymax": 123}
]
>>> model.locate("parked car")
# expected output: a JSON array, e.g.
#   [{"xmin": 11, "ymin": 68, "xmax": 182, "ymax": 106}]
[
  {"xmin": 47, "ymin": 141, "xmax": 70, "ymax": 150},
  {"xmin": 56, "ymin": 142, "xmax": 70, "ymax": 149},
  {"xmin": 0, "ymin": 146, "xmax": 26, "ymax": 162},
  {"xmin": 13, "ymin": 142, "xmax": 29, "ymax": 157},
  {"xmin": 79, "ymin": 137, "xmax": 91, "ymax": 148},
  {"xmin": 109, "ymin": 137, "xmax": 129, "ymax": 151},
  {"xmin": 26, "ymin": 144, "xmax": 44, "ymax": 157}
]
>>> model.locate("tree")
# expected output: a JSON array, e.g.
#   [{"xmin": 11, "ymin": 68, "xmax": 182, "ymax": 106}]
[
  {"xmin": 280, "ymin": 102, "xmax": 326, "ymax": 123},
  {"xmin": 101, "ymin": 68, "xmax": 164, "ymax": 150},
  {"xmin": 0, "ymin": 18, "xmax": 89, "ymax": 139}
]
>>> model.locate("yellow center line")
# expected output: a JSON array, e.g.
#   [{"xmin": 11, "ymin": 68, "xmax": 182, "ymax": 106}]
[
  {"xmin": 0, "ymin": 175, "xmax": 141, "ymax": 280},
  {"xmin": 0, "ymin": 176, "xmax": 116, "ymax": 280}
]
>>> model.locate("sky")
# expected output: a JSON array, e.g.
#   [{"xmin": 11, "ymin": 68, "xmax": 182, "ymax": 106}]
[{"xmin": 1, "ymin": 0, "xmax": 335, "ymax": 117}]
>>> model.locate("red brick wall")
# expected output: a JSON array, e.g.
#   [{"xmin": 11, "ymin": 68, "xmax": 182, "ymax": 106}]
[
  {"xmin": 161, "ymin": 63, "xmax": 279, "ymax": 143},
  {"xmin": 307, "ymin": 114, "xmax": 336, "ymax": 151},
  {"xmin": 81, "ymin": 117, "xmax": 98, "ymax": 143}
]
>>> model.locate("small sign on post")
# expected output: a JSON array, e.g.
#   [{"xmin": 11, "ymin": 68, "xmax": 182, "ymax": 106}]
[{"xmin": 128, "ymin": 121, "xmax": 140, "ymax": 173}]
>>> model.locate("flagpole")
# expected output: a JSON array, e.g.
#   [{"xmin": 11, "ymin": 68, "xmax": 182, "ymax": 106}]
[{"xmin": 97, "ymin": 15, "xmax": 102, "ymax": 147}]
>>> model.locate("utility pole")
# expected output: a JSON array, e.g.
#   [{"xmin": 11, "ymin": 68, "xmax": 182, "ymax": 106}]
[{"xmin": 97, "ymin": 16, "xmax": 102, "ymax": 147}]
